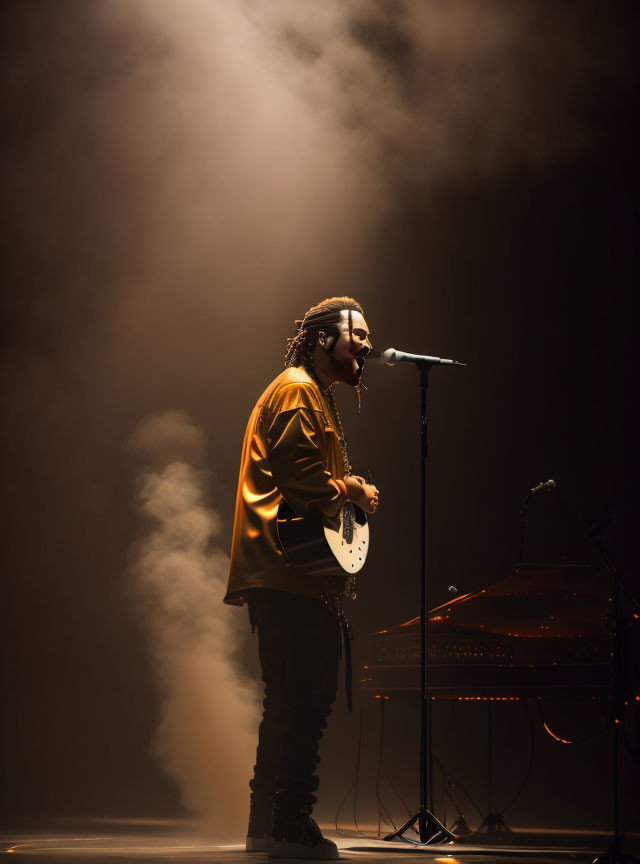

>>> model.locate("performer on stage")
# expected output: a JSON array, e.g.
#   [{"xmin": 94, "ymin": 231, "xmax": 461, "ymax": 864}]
[{"xmin": 224, "ymin": 297, "xmax": 379, "ymax": 859}]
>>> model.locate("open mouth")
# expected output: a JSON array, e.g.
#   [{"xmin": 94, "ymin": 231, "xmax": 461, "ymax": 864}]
[{"xmin": 355, "ymin": 355, "xmax": 365, "ymax": 379}]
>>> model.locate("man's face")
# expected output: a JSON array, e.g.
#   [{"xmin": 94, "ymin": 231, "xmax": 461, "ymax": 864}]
[{"xmin": 324, "ymin": 309, "xmax": 372, "ymax": 386}]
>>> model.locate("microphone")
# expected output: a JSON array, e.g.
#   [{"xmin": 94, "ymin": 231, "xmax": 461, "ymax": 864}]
[
  {"xmin": 369, "ymin": 347, "xmax": 466, "ymax": 367},
  {"xmin": 531, "ymin": 479, "xmax": 556, "ymax": 493}
]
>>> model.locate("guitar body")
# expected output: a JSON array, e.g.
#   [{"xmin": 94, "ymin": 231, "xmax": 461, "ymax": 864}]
[{"xmin": 276, "ymin": 500, "xmax": 369, "ymax": 578}]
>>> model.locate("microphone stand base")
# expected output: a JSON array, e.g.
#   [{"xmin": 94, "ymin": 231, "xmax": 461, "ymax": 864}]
[
  {"xmin": 383, "ymin": 808, "xmax": 454, "ymax": 846},
  {"xmin": 449, "ymin": 814, "xmax": 473, "ymax": 837},
  {"xmin": 475, "ymin": 810, "xmax": 513, "ymax": 840}
]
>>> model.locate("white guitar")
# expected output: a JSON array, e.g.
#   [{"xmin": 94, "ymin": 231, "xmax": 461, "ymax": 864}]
[{"xmin": 276, "ymin": 500, "xmax": 369, "ymax": 578}]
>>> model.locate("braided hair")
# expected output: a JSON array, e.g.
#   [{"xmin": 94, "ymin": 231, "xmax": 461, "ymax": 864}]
[{"xmin": 284, "ymin": 296, "xmax": 364, "ymax": 370}]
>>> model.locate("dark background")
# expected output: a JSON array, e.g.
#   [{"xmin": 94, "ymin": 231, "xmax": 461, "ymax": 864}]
[{"xmin": 2, "ymin": 0, "xmax": 638, "ymax": 837}]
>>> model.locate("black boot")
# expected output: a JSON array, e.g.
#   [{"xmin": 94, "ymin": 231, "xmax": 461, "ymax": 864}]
[
  {"xmin": 246, "ymin": 791, "xmax": 273, "ymax": 852},
  {"xmin": 269, "ymin": 798, "xmax": 338, "ymax": 860}
]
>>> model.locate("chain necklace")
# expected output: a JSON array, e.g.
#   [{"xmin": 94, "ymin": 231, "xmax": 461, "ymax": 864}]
[
  {"xmin": 320, "ymin": 383, "xmax": 352, "ymax": 475},
  {"xmin": 319, "ymin": 382, "xmax": 358, "ymax": 601}
]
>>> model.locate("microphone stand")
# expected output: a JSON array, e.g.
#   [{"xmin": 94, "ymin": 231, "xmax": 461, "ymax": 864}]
[
  {"xmin": 519, "ymin": 481, "xmax": 555, "ymax": 562},
  {"xmin": 383, "ymin": 359, "xmax": 461, "ymax": 846}
]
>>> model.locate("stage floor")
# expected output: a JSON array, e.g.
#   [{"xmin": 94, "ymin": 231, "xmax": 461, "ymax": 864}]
[{"xmin": 2, "ymin": 819, "xmax": 638, "ymax": 864}]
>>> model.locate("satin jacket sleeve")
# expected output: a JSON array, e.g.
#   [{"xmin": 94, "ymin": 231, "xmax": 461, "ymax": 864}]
[
  {"xmin": 266, "ymin": 403, "xmax": 345, "ymax": 523},
  {"xmin": 224, "ymin": 367, "xmax": 347, "ymax": 605}
]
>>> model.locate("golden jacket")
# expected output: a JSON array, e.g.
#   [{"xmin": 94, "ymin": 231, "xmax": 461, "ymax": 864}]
[{"xmin": 224, "ymin": 366, "xmax": 348, "ymax": 605}]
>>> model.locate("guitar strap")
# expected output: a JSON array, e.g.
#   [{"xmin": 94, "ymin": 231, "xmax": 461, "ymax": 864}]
[{"xmin": 325, "ymin": 582, "xmax": 354, "ymax": 712}]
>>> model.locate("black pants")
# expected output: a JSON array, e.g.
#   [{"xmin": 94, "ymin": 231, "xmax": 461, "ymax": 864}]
[{"xmin": 249, "ymin": 590, "xmax": 341, "ymax": 810}]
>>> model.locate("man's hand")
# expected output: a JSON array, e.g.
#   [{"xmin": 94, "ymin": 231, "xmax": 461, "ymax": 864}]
[{"xmin": 344, "ymin": 474, "xmax": 380, "ymax": 514}]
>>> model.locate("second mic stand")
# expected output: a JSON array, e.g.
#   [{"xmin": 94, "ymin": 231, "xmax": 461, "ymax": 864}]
[{"xmin": 383, "ymin": 362, "xmax": 455, "ymax": 846}]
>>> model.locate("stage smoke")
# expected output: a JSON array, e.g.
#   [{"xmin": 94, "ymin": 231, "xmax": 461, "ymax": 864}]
[
  {"xmin": 126, "ymin": 410, "xmax": 259, "ymax": 841},
  {"xmin": 2, "ymin": 0, "xmax": 636, "ymax": 832}
]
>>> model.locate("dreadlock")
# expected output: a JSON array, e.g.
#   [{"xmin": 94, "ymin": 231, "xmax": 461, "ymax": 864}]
[{"xmin": 284, "ymin": 296, "xmax": 363, "ymax": 370}]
